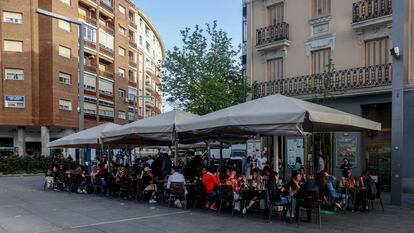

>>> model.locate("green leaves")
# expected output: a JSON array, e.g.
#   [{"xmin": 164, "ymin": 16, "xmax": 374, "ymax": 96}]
[{"xmin": 162, "ymin": 21, "xmax": 250, "ymax": 115}]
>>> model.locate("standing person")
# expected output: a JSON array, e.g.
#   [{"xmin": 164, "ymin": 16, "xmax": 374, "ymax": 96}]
[
  {"xmin": 317, "ymin": 153, "xmax": 325, "ymax": 173},
  {"xmin": 245, "ymin": 156, "xmax": 253, "ymax": 178},
  {"xmin": 161, "ymin": 153, "xmax": 172, "ymax": 178},
  {"xmin": 293, "ymin": 157, "xmax": 302, "ymax": 172},
  {"xmin": 257, "ymin": 153, "xmax": 267, "ymax": 174},
  {"xmin": 340, "ymin": 158, "xmax": 352, "ymax": 178}
]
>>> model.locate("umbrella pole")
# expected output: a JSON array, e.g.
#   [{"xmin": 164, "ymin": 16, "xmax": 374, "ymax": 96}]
[
  {"xmin": 274, "ymin": 136, "xmax": 279, "ymax": 172},
  {"xmin": 174, "ymin": 139, "xmax": 178, "ymax": 165},
  {"xmin": 219, "ymin": 141, "xmax": 223, "ymax": 170}
]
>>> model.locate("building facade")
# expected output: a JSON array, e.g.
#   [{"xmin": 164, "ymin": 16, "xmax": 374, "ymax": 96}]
[
  {"xmin": 0, "ymin": 0, "xmax": 164, "ymax": 156},
  {"xmin": 243, "ymin": 0, "xmax": 414, "ymax": 192}
]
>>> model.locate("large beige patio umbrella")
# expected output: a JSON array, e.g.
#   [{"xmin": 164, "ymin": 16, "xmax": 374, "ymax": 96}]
[
  {"xmin": 48, "ymin": 122, "xmax": 120, "ymax": 149},
  {"xmin": 176, "ymin": 94, "xmax": 381, "ymax": 143}
]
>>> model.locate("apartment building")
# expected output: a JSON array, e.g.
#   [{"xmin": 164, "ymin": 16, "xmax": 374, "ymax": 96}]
[
  {"xmin": 0, "ymin": 0, "xmax": 164, "ymax": 156},
  {"xmin": 243, "ymin": 0, "xmax": 414, "ymax": 191}
]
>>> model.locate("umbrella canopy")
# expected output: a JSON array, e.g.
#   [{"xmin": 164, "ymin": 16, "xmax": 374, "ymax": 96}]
[
  {"xmin": 48, "ymin": 123, "xmax": 120, "ymax": 149},
  {"xmin": 102, "ymin": 109, "xmax": 198, "ymax": 146},
  {"xmin": 176, "ymin": 94, "xmax": 381, "ymax": 142}
]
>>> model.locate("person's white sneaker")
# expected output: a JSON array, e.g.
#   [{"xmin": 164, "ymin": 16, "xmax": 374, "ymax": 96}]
[
  {"xmin": 242, "ymin": 207, "xmax": 246, "ymax": 214},
  {"xmin": 149, "ymin": 199, "xmax": 157, "ymax": 204}
]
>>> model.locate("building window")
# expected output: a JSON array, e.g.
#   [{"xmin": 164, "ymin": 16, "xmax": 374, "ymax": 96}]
[
  {"xmin": 59, "ymin": 72, "xmax": 71, "ymax": 85},
  {"xmin": 85, "ymin": 25, "xmax": 96, "ymax": 42},
  {"xmin": 267, "ymin": 58, "xmax": 283, "ymax": 81},
  {"xmin": 118, "ymin": 110, "xmax": 126, "ymax": 119},
  {"xmin": 118, "ymin": 68, "xmax": 125, "ymax": 78},
  {"xmin": 145, "ymin": 42, "xmax": 150, "ymax": 52},
  {"xmin": 60, "ymin": 0, "xmax": 71, "ymax": 6},
  {"xmin": 84, "ymin": 102, "xmax": 97, "ymax": 115},
  {"xmin": 118, "ymin": 5, "xmax": 126, "ymax": 15},
  {"xmin": 98, "ymin": 105, "xmax": 114, "ymax": 118},
  {"xmin": 84, "ymin": 73, "xmax": 97, "ymax": 91},
  {"xmin": 139, "ymin": 35, "xmax": 143, "ymax": 46},
  {"xmin": 3, "ymin": 11, "xmax": 23, "ymax": 24},
  {"xmin": 4, "ymin": 68, "xmax": 24, "ymax": 80},
  {"xmin": 128, "ymin": 87, "xmax": 137, "ymax": 101},
  {"xmin": 98, "ymin": 78, "xmax": 113, "ymax": 96},
  {"xmin": 313, "ymin": 0, "xmax": 331, "ymax": 19},
  {"xmin": 268, "ymin": 3, "xmax": 284, "ymax": 25},
  {"xmin": 365, "ymin": 37, "xmax": 390, "ymax": 66},
  {"xmin": 101, "ymin": 0, "xmax": 113, "ymax": 7},
  {"xmin": 4, "ymin": 96, "xmax": 25, "ymax": 108},
  {"xmin": 58, "ymin": 45, "xmax": 71, "ymax": 58},
  {"xmin": 118, "ymin": 89, "xmax": 125, "ymax": 99},
  {"xmin": 59, "ymin": 99, "xmax": 72, "ymax": 111},
  {"xmin": 4, "ymin": 40, "xmax": 23, "ymax": 52},
  {"xmin": 58, "ymin": 20, "xmax": 71, "ymax": 32},
  {"xmin": 119, "ymin": 26, "xmax": 127, "ymax": 37},
  {"xmin": 99, "ymin": 29, "xmax": 114, "ymax": 51},
  {"xmin": 311, "ymin": 48, "xmax": 331, "ymax": 74},
  {"xmin": 118, "ymin": 47, "xmax": 126, "ymax": 56}
]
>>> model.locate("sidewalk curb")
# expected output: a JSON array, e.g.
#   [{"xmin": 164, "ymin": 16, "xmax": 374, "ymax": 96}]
[{"xmin": 0, "ymin": 173, "xmax": 44, "ymax": 177}]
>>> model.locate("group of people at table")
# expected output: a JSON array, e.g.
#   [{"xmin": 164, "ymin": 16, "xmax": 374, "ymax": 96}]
[{"xmin": 45, "ymin": 154, "xmax": 378, "ymax": 223}]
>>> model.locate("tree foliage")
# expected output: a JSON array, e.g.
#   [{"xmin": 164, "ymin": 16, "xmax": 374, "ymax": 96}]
[{"xmin": 161, "ymin": 21, "xmax": 250, "ymax": 115}]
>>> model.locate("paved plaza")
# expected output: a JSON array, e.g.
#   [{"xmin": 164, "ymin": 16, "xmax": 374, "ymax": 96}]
[{"xmin": 0, "ymin": 175, "xmax": 413, "ymax": 233}]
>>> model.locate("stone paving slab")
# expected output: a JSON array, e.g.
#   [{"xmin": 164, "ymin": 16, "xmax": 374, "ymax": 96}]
[{"xmin": 0, "ymin": 176, "xmax": 413, "ymax": 233}]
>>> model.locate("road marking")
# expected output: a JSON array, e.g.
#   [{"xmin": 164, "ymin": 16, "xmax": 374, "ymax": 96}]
[{"xmin": 71, "ymin": 211, "xmax": 189, "ymax": 229}]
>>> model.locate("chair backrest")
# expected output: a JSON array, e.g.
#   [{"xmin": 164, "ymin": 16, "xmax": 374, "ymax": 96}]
[
  {"xmin": 171, "ymin": 182, "xmax": 185, "ymax": 196},
  {"xmin": 297, "ymin": 190, "xmax": 320, "ymax": 208},
  {"xmin": 221, "ymin": 184, "xmax": 234, "ymax": 200}
]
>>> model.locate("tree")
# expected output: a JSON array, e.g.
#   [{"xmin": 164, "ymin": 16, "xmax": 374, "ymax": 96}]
[{"xmin": 161, "ymin": 21, "xmax": 250, "ymax": 115}]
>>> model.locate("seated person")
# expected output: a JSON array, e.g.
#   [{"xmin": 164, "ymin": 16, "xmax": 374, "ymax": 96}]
[
  {"xmin": 224, "ymin": 169, "xmax": 244, "ymax": 212},
  {"xmin": 243, "ymin": 168, "xmax": 264, "ymax": 214},
  {"xmin": 321, "ymin": 171, "xmax": 348, "ymax": 210},
  {"xmin": 355, "ymin": 170, "xmax": 370, "ymax": 211},
  {"xmin": 142, "ymin": 167, "xmax": 158, "ymax": 204},
  {"xmin": 284, "ymin": 171, "xmax": 302, "ymax": 221},
  {"xmin": 77, "ymin": 169, "xmax": 92, "ymax": 194},
  {"xmin": 299, "ymin": 167, "xmax": 306, "ymax": 185},
  {"xmin": 167, "ymin": 166, "xmax": 186, "ymax": 188},
  {"xmin": 202, "ymin": 166, "xmax": 221, "ymax": 210}
]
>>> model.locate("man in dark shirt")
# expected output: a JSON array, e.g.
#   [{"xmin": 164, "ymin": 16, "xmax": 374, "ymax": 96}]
[{"xmin": 340, "ymin": 158, "xmax": 352, "ymax": 177}]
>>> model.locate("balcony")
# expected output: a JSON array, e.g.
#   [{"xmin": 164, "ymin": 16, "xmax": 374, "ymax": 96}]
[
  {"xmin": 145, "ymin": 81, "xmax": 153, "ymax": 92},
  {"xmin": 129, "ymin": 59, "xmax": 137, "ymax": 67},
  {"xmin": 98, "ymin": 68, "xmax": 114, "ymax": 79},
  {"xmin": 145, "ymin": 99, "xmax": 154, "ymax": 108},
  {"xmin": 253, "ymin": 63, "xmax": 392, "ymax": 99},
  {"xmin": 99, "ymin": 0, "xmax": 114, "ymax": 14},
  {"xmin": 99, "ymin": 44, "xmax": 114, "ymax": 57},
  {"xmin": 256, "ymin": 22, "xmax": 290, "ymax": 52},
  {"xmin": 129, "ymin": 40, "xmax": 137, "ymax": 49},
  {"xmin": 99, "ymin": 24, "xmax": 114, "ymax": 35},
  {"xmin": 84, "ymin": 40, "xmax": 96, "ymax": 49},
  {"xmin": 129, "ymin": 18, "xmax": 137, "ymax": 29},
  {"xmin": 85, "ymin": 62, "xmax": 97, "ymax": 73},
  {"xmin": 79, "ymin": 13, "xmax": 97, "ymax": 26},
  {"xmin": 352, "ymin": 0, "xmax": 392, "ymax": 30}
]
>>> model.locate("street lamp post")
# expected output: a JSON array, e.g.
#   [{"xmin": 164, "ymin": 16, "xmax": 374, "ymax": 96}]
[
  {"xmin": 36, "ymin": 9, "xmax": 86, "ymax": 162},
  {"xmin": 391, "ymin": 0, "xmax": 404, "ymax": 206}
]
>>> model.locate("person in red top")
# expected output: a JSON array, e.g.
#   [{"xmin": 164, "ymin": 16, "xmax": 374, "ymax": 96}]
[{"xmin": 202, "ymin": 166, "xmax": 221, "ymax": 210}]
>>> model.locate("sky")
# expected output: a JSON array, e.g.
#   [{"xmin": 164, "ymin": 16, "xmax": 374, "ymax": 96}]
[{"xmin": 134, "ymin": 0, "xmax": 243, "ymax": 111}]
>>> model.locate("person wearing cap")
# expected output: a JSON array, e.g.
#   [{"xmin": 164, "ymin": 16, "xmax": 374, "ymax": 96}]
[{"xmin": 142, "ymin": 167, "xmax": 157, "ymax": 204}]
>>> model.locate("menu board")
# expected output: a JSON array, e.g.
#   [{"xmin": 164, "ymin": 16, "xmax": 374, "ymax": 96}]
[{"xmin": 286, "ymin": 137, "xmax": 304, "ymax": 166}]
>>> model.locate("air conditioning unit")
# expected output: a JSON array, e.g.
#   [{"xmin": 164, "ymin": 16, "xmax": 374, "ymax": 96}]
[{"xmin": 124, "ymin": 98, "xmax": 129, "ymax": 103}]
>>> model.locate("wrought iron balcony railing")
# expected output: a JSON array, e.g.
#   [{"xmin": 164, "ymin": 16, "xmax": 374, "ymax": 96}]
[
  {"xmin": 256, "ymin": 22, "xmax": 289, "ymax": 47},
  {"xmin": 253, "ymin": 63, "xmax": 392, "ymax": 99},
  {"xmin": 352, "ymin": 0, "xmax": 392, "ymax": 24}
]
